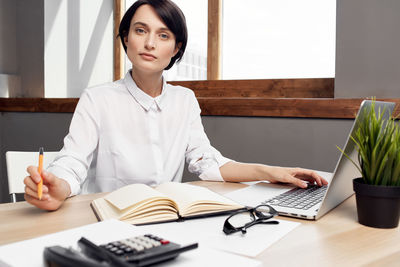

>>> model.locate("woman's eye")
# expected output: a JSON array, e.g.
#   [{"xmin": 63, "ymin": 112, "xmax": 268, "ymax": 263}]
[
  {"xmin": 159, "ymin": 33, "xmax": 169, "ymax": 39},
  {"xmin": 135, "ymin": 28, "xmax": 145, "ymax": 34}
]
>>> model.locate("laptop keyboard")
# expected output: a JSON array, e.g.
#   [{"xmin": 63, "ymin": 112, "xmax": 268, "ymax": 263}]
[{"xmin": 263, "ymin": 185, "xmax": 328, "ymax": 210}]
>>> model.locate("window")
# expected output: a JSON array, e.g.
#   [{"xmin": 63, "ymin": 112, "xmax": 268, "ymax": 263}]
[
  {"xmin": 222, "ymin": 0, "xmax": 336, "ymax": 79},
  {"xmin": 166, "ymin": 0, "xmax": 208, "ymax": 81},
  {"xmin": 121, "ymin": 0, "xmax": 335, "ymax": 81}
]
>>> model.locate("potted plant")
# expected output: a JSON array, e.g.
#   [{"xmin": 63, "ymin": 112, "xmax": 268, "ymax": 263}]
[{"xmin": 338, "ymin": 100, "xmax": 400, "ymax": 228}]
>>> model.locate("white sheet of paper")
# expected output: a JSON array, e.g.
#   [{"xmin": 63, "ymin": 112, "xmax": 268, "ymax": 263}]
[
  {"xmin": 137, "ymin": 216, "xmax": 300, "ymax": 258},
  {"xmin": 156, "ymin": 246, "xmax": 262, "ymax": 267},
  {"xmin": 0, "ymin": 219, "xmax": 262, "ymax": 267},
  {"xmin": 0, "ymin": 219, "xmax": 142, "ymax": 267}
]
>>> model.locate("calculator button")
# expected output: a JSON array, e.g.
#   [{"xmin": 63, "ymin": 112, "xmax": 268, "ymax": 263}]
[
  {"xmin": 99, "ymin": 234, "xmax": 190, "ymax": 266},
  {"xmin": 124, "ymin": 247, "xmax": 133, "ymax": 253},
  {"xmin": 104, "ymin": 244, "xmax": 114, "ymax": 250},
  {"xmin": 151, "ymin": 240, "xmax": 161, "ymax": 246},
  {"xmin": 143, "ymin": 243, "xmax": 153, "ymax": 249},
  {"xmin": 115, "ymin": 249, "xmax": 124, "ymax": 256},
  {"xmin": 126, "ymin": 241, "xmax": 137, "ymax": 247},
  {"xmin": 136, "ymin": 245, "xmax": 144, "ymax": 251},
  {"xmin": 110, "ymin": 247, "xmax": 118, "ymax": 252}
]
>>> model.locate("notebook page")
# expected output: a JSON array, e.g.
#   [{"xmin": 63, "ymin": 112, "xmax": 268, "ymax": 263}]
[
  {"xmin": 155, "ymin": 182, "xmax": 242, "ymax": 215},
  {"xmin": 104, "ymin": 183, "xmax": 168, "ymax": 210}
]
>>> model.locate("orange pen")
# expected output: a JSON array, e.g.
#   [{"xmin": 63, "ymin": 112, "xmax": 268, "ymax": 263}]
[{"xmin": 38, "ymin": 147, "xmax": 44, "ymax": 200}]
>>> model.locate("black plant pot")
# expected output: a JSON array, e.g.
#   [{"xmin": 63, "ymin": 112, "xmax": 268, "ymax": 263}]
[{"xmin": 353, "ymin": 178, "xmax": 400, "ymax": 228}]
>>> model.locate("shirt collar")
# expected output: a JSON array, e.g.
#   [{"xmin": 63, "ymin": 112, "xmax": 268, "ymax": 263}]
[{"xmin": 123, "ymin": 70, "xmax": 168, "ymax": 111}]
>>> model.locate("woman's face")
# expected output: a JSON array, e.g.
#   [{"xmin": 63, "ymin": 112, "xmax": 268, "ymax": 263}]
[{"xmin": 124, "ymin": 4, "xmax": 179, "ymax": 74}]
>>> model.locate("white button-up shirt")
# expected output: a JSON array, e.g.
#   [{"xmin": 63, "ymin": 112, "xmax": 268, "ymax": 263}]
[{"xmin": 47, "ymin": 71, "xmax": 231, "ymax": 196}]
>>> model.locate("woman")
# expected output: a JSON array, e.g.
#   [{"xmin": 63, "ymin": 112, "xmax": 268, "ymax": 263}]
[{"xmin": 24, "ymin": 0, "xmax": 327, "ymax": 211}]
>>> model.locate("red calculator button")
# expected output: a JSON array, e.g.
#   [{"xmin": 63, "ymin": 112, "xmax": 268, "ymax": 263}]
[{"xmin": 160, "ymin": 240, "xmax": 170, "ymax": 245}]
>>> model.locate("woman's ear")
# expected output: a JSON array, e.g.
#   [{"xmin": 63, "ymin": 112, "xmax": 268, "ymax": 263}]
[{"xmin": 174, "ymin": 43, "xmax": 182, "ymax": 57}]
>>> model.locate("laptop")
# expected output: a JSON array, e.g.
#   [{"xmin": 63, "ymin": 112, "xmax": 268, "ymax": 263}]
[{"xmin": 226, "ymin": 100, "xmax": 396, "ymax": 220}]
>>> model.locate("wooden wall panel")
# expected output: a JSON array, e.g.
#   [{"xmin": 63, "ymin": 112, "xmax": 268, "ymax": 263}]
[
  {"xmin": 168, "ymin": 78, "xmax": 334, "ymax": 98},
  {"xmin": 0, "ymin": 98, "xmax": 78, "ymax": 113},
  {"xmin": 1, "ymin": 97, "xmax": 399, "ymax": 119},
  {"xmin": 196, "ymin": 98, "xmax": 400, "ymax": 118}
]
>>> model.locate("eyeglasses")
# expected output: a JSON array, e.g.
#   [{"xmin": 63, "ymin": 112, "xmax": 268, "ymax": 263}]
[{"xmin": 223, "ymin": 204, "xmax": 279, "ymax": 235}]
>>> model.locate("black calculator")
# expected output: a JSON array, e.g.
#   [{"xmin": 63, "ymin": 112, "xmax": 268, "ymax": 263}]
[{"xmin": 43, "ymin": 234, "xmax": 198, "ymax": 267}]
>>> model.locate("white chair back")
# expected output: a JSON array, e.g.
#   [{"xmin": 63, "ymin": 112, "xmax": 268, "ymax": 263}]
[{"xmin": 6, "ymin": 151, "xmax": 58, "ymax": 202}]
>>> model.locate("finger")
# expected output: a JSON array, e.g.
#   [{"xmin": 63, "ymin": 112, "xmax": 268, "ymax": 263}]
[
  {"xmin": 292, "ymin": 169, "xmax": 325, "ymax": 186},
  {"xmin": 25, "ymin": 191, "xmax": 50, "ymax": 202},
  {"xmin": 25, "ymin": 186, "xmax": 39, "ymax": 199},
  {"xmin": 24, "ymin": 176, "xmax": 49, "ymax": 193},
  {"xmin": 313, "ymin": 174, "xmax": 324, "ymax": 186},
  {"xmin": 312, "ymin": 173, "xmax": 326, "ymax": 186},
  {"xmin": 40, "ymin": 192, "xmax": 50, "ymax": 201},
  {"xmin": 24, "ymin": 194, "xmax": 46, "ymax": 206},
  {"xmin": 42, "ymin": 185, "xmax": 49, "ymax": 193},
  {"xmin": 321, "ymin": 177, "xmax": 329, "ymax": 185},
  {"xmin": 27, "ymin": 165, "xmax": 42, "ymax": 184},
  {"xmin": 297, "ymin": 177, "xmax": 317, "ymax": 184},
  {"xmin": 42, "ymin": 170, "xmax": 56, "ymax": 186},
  {"xmin": 24, "ymin": 194, "xmax": 36, "ymax": 204},
  {"xmin": 24, "ymin": 176, "xmax": 38, "ymax": 191},
  {"xmin": 25, "ymin": 186, "xmax": 48, "ymax": 198},
  {"xmin": 284, "ymin": 174, "xmax": 308, "ymax": 188},
  {"xmin": 293, "ymin": 175, "xmax": 320, "ymax": 185}
]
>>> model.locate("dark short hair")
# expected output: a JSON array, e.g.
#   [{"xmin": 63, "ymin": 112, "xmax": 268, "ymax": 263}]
[{"xmin": 118, "ymin": 0, "xmax": 188, "ymax": 70}]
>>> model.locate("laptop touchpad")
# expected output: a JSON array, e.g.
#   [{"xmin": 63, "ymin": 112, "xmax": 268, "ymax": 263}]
[{"xmin": 225, "ymin": 182, "xmax": 294, "ymax": 207}]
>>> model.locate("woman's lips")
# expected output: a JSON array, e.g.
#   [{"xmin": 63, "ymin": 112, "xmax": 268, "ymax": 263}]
[{"xmin": 140, "ymin": 53, "xmax": 157, "ymax": 60}]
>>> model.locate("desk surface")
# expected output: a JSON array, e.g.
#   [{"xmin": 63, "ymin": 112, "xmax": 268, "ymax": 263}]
[{"xmin": 1, "ymin": 181, "xmax": 399, "ymax": 266}]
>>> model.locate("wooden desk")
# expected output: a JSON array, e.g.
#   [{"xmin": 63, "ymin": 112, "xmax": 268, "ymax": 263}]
[{"xmin": 1, "ymin": 181, "xmax": 399, "ymax": 266}]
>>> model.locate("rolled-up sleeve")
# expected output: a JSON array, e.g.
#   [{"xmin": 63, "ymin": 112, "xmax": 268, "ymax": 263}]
[
  {"xmin": 47, "ymin": 89, "xmax": 100, "ymax": 196},
  {"xmin": 185, "ymin": 93, "xmax": 232, "ymax": 181}
]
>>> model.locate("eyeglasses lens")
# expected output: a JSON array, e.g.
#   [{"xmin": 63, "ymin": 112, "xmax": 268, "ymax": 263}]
[
  {"xmin": 228, "ymin": 211, "xmax": 254, "ymax": 228},
  {"xmin": 254, "ymin": 205, "xmax": 275, "ymax": 218}
]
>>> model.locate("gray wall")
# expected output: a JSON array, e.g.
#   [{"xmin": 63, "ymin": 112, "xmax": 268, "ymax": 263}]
[
  {"xmin": 335, "ymin": 0, "xmax": 400, "ymax": 98},
  {"xmin": 16, "ymin": 0, "xmax": 44, "ymax": 97},
  {"xmin": 0, "ymin": 0, "xmax": 18, "ymax": 75},
  {"xmin": 0, "ymin": 0, "xmax": 19, "ymax": 97},
  {"xmin": 0, "ymin": 0, "xmax": 44, "ymax": 97},
  {"xmin": 0, "ymin": 112, "xmax": 71, "ymax": 202},
  {"xmin": 183, "ymin": 117, "xmax": 352, "ymax": 182},
  {"xmin": 0, "ymin": 112, "xmax": 353, "ymax": 203}
]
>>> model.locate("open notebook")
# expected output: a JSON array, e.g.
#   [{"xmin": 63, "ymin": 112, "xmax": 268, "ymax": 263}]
[{"xmin": 91, "ymin": 182, "xmax": 244, "ymax": 225}]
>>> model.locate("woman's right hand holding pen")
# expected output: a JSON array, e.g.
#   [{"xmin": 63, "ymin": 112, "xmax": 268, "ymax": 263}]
[{"xmin": 24, "ymin": 166, "xmax": 71, "ymax": 211}]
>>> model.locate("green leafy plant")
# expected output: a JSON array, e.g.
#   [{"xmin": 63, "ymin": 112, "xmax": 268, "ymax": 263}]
[{"xmin": 337, "ymin": 101, "xmax": 400, "ymax": 186}]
